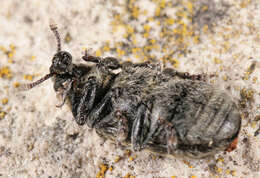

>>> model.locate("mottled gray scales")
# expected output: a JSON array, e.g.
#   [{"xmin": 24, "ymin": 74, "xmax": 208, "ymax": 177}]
[{"xmin": 24, "ymin": 24, "xmax": 241, "ymax": 159}]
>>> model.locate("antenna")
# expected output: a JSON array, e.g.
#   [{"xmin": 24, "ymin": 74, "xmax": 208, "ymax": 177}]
[
  {"xmin": 19, "ymin": 73, "xmax": 54, "ymax": 91},
  {"xmin": 49, "ymin": 19, "xmax": 61, "ymax": 52}
]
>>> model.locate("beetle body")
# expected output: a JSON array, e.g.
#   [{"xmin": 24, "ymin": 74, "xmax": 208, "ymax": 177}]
[{"xmin": 23, "ymin": 23, "xmax": 241, "ymax": 159}]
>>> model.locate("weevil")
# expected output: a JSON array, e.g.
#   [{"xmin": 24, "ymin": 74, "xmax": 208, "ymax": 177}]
[{"xmin": 21, "ymin": 22, "xmax": 241, "ymax": 159}]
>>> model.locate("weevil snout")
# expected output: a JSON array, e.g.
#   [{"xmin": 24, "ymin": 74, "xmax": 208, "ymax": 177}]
[{"xmin": 50, "ymin": 51, "xmax": 73, "ymax": 74}]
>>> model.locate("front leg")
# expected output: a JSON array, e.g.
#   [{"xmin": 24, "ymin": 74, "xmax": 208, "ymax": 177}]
[
  {"xmin": 86, "ymin": 88, "xmax": 121, "ymax": 128},
  {"xmin": 56, "ymin": 79, "xmax": 74, "ymax": 108},
  {"xmin": 75, "ymin": 77, "xmax": 99, "ymax": 125}
]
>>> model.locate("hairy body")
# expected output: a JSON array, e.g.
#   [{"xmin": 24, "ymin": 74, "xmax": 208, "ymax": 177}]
[
  {"xmin": 53, "ymin": 58, "xmax": 240, "ymax": 159},
  {"xmin": 23, "ymin": 23, "xmax": 241, "ymax": 159}
]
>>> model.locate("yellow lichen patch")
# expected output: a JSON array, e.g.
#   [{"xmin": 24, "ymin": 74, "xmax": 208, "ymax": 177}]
[
  {"xmin": 166, "ymin": 18, "xmax": 175, "ymax": 25},
  {"xmin": 27, "ymin": 143, "xmax": 34, "ymax": 152},
  {"xmin": 190, "ymin": 175, "xmax": 196, "ymax": 178},
  {"xmin": 65, "ymin": 33, "xmax": 72, "ymax": 43},
  {"xmin": 243, "ymin": 61, "xmax": 256, "ymax": 80},
  {"xmin": 202, "ymin": 5, "xmax": 208, "ymax": 11},
  {"xmin": 8, "ymin": 59, "xmax": 13, "ymax": 63},
  {"xmin": 230, "ymin": 170, "xmax": 236, "ymax": 176},
  {"xmin": 252, "ymin": 77, "xmax": 257, "ymax": 83},
  {"xmin": 2, "ymin": 98, "xmax": 8, "ymax": 105},
  {"xmin": 95, "ymin": 49, "xmax": 102, "ymax": 57},
  {"xmin": 124, "ymin": 149, "xmax": 131, "ymax": 157},
  {"xmin": 155, "ymin": 7, "xmax": 161, "ymax": 16},
  {"xmin": 171, "ymin": 58, "xmax": 180, "ymax": 68},
  {"xmin": 240, "ymin": 88, "xmax": 255, "ymax": 108},
  {"xmin": 30, "ymin": 55, "xmax": 36, "ymax": 61},
  {"xmin": 9, "ymin": 44, "xmax": 15, "ymax": 51},
  {"xmin": 131, "ymin": 6, "xmax": 140, "ymax": 19},
  {"xmin": 0, "ymin": 44, "xmax": 16, "ymax": 60},
  {"xmin": 225, "ymin": 169, "xmax": 231, "ymax": 174},
  {"xmin": 96, "ymin": 163, "xmax": 108, "ymax": 178},
  {"xmin": 203, "ymin": 25, "xmax": 208, "ymax": 33},
  {"xmin": 131, "ymin": 48, "xmax": 141, "ymax": 54},
  {"xmin": 217, "ymin": 157, "xmax": 224, "ymax": 163},
  {"xmin": 0, "ymin": 111, "xmax": 6, "ymax": 119},
  {"xmin": 0, "ymin": 66, "xmax": 12, "ymax": 79},
  {"xmin": 183, "ymin": 160, "xmax": 193, "ymax": 168},
  {"xmin": 128, "ymin": 155, "xmax": 137, "ymax": 162},
  {"xmin": 240, "ymin": 0, "xmax": 251, "ymax": 8},
  {"xmin": 193, "ymin": 35, "xmax": 199, "ymax": 44},
  {"xmin": 214, "ymin": 166, "xmax": 222, "ymax": 173},
  {"xmin": 124, "ymin": 173, "xmax": 135, "ymax": 178},
  {"xmin": 251, "ymin": 121, "xmax": 256, "ymax": 129},
  {"xmin": 7, "ymin": 52, "xmax": 14, "ymax": 59},
  {"xmin": 186, "ymin": 1, "xmax": 193, "ymax": 14},
  {"xmin": 240, "ymin": 88, "xmax": 255, "ymax": 101},
  {"xmin": 214, "ymin": 58, "xmax": 222, "ymax": 64},
  {"xmin": 13, "ymin": 82, "xmax": 20, "ymax": 88},
  {"xmin": 171, "ymin": 176, "xmax": 177, "ymax": 178},
  {"xmin": 116, "ymin": 48, "xmax": 125, "ymax": 57},
  {"xmin": 114, "ymin": 156, "xmax": 121, "ymax": 163},
  {"xmin": 143, "ymin": 24, "xmax": 151, "ymax": 33},
  {"xmin": 222, "ymin": 75, "xmax": 228, "ymax": 81},
  {"xmin": 143, "ymin": 33, "xmax": 149, "ymax": 38},
  {"xmin": 0, "ymin": 45, "xmax": 7, "ymax": 53},
  {"xmin": 159, "ymin": 0, "xmax": 166, "ymax": 8},
  {"xmin": 23, "ymin": 74, "xmax": 34, "ymax": 81},
  {"xmin": 108, "ymin": 166, "xmax": 113, "ymax": 172},
  {"xmin": 103, "ymin": 45, "xmax": 110, "ymax": 52}
]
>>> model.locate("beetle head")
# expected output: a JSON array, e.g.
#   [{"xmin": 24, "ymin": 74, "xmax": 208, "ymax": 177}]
[
  {"xmin": 50, "ymin": 51, "xmax": 73, "ymax": 75},
  {"xmin": 19, "ymin": 21, "xmax": 73, "ymax": 90}
]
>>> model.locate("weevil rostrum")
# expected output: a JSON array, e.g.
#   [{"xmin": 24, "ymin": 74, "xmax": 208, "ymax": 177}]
[{"xmin": 21, "ymin": 22, "xmax": 241, "ymax": 159}]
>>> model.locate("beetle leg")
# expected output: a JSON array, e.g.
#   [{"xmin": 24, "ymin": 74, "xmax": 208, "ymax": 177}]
[
  {"xmin": 158, "ymin": 118, "xmax": 178, "ymax": 154},
  {"xmin": 175, "ymin": 71, "xmax": 215, "ymax": 81},
  {"xmin": 82, "ymin": 49, "xmax": 100, "ymax": 63},
  {"xmin": 207, "ymin": 156, "xmax": 218, "ymax": 174},
  {"xmin": 165, "ymin": 124, "xmax": 178, "ymax": 154},
  {"xmin": 131, "ymin": 104, "xmax": 151, "ymax": 151},
  {"xmin": 114, "ymin": 110, "xmax": 129, "ymax": 146},
  {"xmin": 56, "ymin": 79, "xmax": 74, "ymax": 108},
  {"xmin": 87, "ymin": 88, "xmax": 120, "ymax": 128},
  {"xmin": 75, "ymin": 79, "xmax": 98, "ymax": 125}
]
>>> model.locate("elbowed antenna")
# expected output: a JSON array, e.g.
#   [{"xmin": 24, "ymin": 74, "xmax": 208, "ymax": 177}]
[{"xmin": 49, "ymin": 19, "xmax": 61, "ymax": 52}]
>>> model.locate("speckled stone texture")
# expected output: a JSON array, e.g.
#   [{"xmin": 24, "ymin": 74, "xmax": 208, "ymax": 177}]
[{"xmin": 0, "ymin": 0, "xmax": 259, "ymax": 178}]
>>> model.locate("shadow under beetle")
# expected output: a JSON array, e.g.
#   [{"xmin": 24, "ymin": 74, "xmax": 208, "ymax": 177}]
[{"xmin": 22, "ymin": 22, "xmax": 241, "ymax": 159}]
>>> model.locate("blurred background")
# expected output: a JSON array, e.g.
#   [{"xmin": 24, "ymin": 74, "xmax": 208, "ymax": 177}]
[{"xmin": 0, "ymin": 0, "xmax": 259, "ymax": 177}]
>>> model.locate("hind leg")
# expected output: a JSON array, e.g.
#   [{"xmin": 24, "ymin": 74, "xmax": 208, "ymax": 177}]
[{"xmin": 158, "ymin": 118, "xmax": 178, "ymax": 154}]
